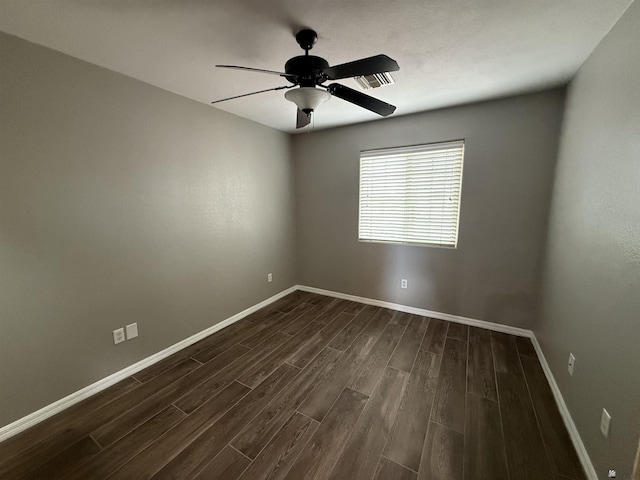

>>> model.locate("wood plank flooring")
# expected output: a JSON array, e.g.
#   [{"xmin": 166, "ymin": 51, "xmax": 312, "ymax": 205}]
[{"xmin": 0, "ymin": 291, "xmax": 586, "ymax": 480}]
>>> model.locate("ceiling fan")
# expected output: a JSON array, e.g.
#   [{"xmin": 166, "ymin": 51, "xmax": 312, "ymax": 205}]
[{"xmin": 212, "ymin": 29, "xmax": 399, "ymax": 128}]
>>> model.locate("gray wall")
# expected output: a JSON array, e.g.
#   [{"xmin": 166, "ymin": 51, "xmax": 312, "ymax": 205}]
[
  {"xmin": 0, "ymin": 32, "xmax": 296, "ymax": 427},
  {"xmin": 293, "ymin": 90, "xmax": 565, "ymax": 329},
  {"xmin": 536, "ymin": 1, "xmax": 640, "ymax": 477}
]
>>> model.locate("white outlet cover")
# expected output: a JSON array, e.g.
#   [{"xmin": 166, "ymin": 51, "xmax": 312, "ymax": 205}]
[
  {"xmin": 113, "ymin": 328, "xmax": 125, "ymax": 345},
  {"xmin": 126, "ymin": 323, "xmax": 139, "ymax": 340},
  {"xmin": 601, "ymin": 408, "xmax": 612, "ymax": 438},
  {"xmin": 568, "ymin": 353, "xmax": 576, "ymax": 376},
  {"xmin": 267, "ymin": 273, "xmax": 273, "ymax": 283},
  {"xmin": 401, "ymin": 279, "xmax": 408, "ymax": 289}
]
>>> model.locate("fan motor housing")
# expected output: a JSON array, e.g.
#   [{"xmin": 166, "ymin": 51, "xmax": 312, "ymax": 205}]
[{"xmin": 284, "ymin": 55, "xmax": 329, "ymax": 86}]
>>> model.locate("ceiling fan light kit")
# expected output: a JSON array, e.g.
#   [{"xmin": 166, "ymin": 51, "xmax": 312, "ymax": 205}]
[
  {"xmin": 284, "ymin": 87, "xmax": 331, "ymax": 112},
  {"xmin": 213, "ymin": 28, "xmax": 399, "ymax": 129}
]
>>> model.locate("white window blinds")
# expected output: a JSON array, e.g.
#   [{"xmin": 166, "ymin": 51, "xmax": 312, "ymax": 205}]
[{"xmin": 359, "ymin": 140, "xmax": 464, "ymax": 248}]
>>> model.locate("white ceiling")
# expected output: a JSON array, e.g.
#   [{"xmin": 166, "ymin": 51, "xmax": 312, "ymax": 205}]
[{"xmin": 0, "ymin": 0, "xmax": 632, "ymax": 133}]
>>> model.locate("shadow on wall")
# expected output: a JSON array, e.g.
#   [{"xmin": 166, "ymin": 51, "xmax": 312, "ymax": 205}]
[
  {"xmin": 351, "ymin": 240, "xmax": 535, "ymax": 328},
  {"xmin": 484, "ymin": 290, "xmax": 535, "ymax": 328},
  {"xmin": 377, "ymin": 244, "xmax": 462, "ymax": 316}
]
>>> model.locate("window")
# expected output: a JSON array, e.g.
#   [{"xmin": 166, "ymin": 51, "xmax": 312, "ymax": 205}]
[{"xmin": 358, "ymin": 140, "xmax": 464, "ymax": 248}]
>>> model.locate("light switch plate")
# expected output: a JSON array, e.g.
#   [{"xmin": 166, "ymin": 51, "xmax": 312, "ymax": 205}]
[{"xmin": 126, "ymin": 323, "xmax": 138, "ymax": 340}]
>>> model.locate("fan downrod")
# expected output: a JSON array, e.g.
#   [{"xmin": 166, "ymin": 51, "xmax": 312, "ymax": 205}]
[{"xmin": 295, "ymin": 29, "xmax": 318, "ymax": 53}]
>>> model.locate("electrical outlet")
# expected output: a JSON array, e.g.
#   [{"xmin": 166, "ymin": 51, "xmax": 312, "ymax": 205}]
[
  {"xmin": 113, "ymin": 328, "xmax": 125, "ymax": 345},
  {"xmin": 568, "ymin": 353, "xmax": 576, "ymax": 376},
  {"xmin": 126, "ymin": 323, "xmax": 138, "ymax": 340},
  {"xmin": 400, "ymin": 279, "xmax": 408, "ymax": 289},
  {"xmin": 267, "ymin": 273, "xmax": 273, "ymax": 283},
  {"xmin": 601, "ymin": 408, "xmax": 612, "ymax": 438}
]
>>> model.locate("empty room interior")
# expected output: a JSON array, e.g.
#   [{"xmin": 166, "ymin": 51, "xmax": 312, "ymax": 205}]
[{"xmin": 1, "ymin": 1, "xmax": 639, "ymax": 479}]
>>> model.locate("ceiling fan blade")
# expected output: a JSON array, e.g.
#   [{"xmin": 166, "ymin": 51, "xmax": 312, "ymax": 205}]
[
  {"xmin": 323, "ymin": 54, "xmax": 399, "ymax": 80},
  {"xmin": 216, "ymin": 65, "xmax": 296, "ymax": 78},
  {"xmin": 296, "ymin": 109, "xmax": 311, "ymax": 129},
  {"xmin": 327, "ymin": 84, "xmax": 396, "ymax": 116},
  {"xmin": 211, "ymin": 85, "xmax": 292, "ymax": 104}
]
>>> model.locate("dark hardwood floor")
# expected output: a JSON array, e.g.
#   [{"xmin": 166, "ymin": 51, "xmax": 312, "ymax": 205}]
[{"xmin": 0, "ymin": 291, "xmax": 586, "ymax": 480}]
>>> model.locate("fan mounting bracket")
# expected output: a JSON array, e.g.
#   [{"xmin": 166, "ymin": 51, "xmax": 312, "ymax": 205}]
[{"xmin": 295, "ymin": 29, "xmax": 318, "ymax": 53}]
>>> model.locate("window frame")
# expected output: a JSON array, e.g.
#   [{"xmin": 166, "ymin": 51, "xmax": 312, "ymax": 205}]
[{"xmin": 357, "ymin": 139, "xmax": 465, "ymax": 249}]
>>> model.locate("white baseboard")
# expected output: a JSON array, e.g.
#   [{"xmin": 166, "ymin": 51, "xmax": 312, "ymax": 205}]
[
  {"xmin": 297, "ymin": 284, "xmax": 532, "ymax": 337},
  {"xmin": 529, "ymin": 335, "xmax": 598, "ymax": 480},
  {"xmin": 0, "ymin": 286, "xmax": 297, "ymax": 443},
  {"xmin": 298, "ymin": 284, "xmax": 597, "ymax": 480}
]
